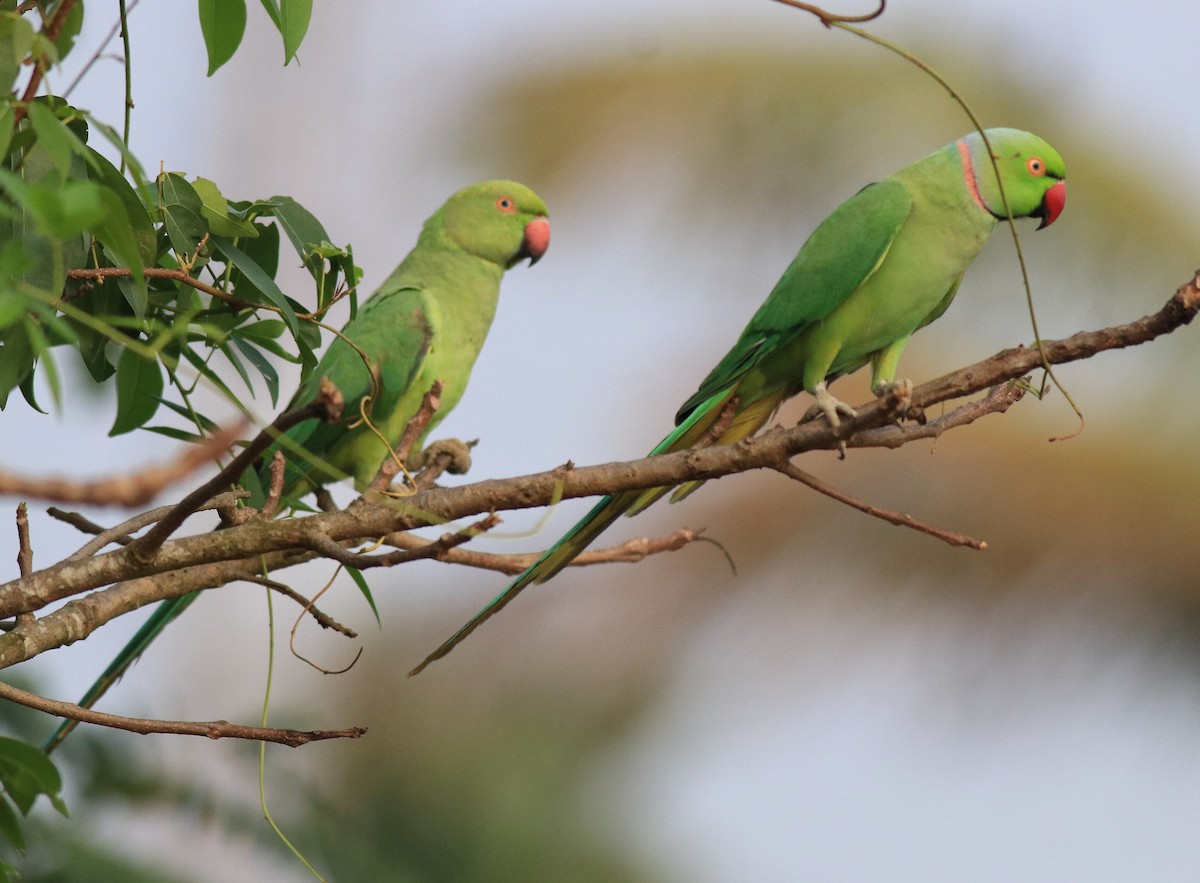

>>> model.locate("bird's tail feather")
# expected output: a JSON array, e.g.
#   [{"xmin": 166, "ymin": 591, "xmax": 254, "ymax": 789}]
[
  {"xmin": 44, "ymin": 592, "xmax": 200, "ymax": 754},
  {"xmin": 408, "ymin": 490, "xmax": 637, "ymax": 675},
  {"xmin": 408, "ymin": 385, "xmax": 764, "ymax": 676}
]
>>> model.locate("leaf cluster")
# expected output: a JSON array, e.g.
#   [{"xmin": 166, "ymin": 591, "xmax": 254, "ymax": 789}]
[{"xmin": 0, "ymin": 1, "xmax": 351, "ymax": 445}]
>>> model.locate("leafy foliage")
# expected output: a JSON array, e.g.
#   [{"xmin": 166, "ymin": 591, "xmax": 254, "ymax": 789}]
[
  {"xmin": 0, "ymin": 0, "xmax": 330, "ymax": 864},
  {"xmin": 0, "ymin": 2, "xmax": 350, "ymax": 443}
]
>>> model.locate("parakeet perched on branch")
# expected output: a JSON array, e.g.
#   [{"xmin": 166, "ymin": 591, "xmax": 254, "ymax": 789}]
[
  {"xmin": 411, "ymin": 128, "xmax": 1065, "ymax": 675},
  {"xmin": 48, "ymin": 180, "xmax": 550, "ymax": 751}
]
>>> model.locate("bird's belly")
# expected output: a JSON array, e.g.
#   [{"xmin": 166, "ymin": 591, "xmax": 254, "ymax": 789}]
[{"xmin": 813, "ymin": 254, "xmax": 967, "ymax": 376}]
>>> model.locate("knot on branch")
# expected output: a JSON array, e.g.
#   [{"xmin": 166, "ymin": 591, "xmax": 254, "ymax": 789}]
[{"xmin": 316, "ymin": 377, "xmax": 346, "ymax": 424}]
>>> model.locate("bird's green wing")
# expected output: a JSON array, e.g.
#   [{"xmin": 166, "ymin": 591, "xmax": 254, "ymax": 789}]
[
  {"xmin": 265, "ymin": 287, "xmax": 435, "ymax": 497},
  {"xmin": 676, "ymin": 180, "xmax": 912, "ymax": 423}
]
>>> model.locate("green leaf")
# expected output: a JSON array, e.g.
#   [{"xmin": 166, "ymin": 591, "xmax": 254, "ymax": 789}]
[
  {"xmin": 0, "ymin": 736, "xmax": 63, "ymax": 816},
  {"xmin": 193, "ymin": 176, "xmax": 257, "ymax": 237},
  {"xmin": 0, "ymin": 105, "xmax": 13, "ymax": 164},
  {"xmin": 344, "ymin": 566, "xmax": 382, "ymax": 627},
  {"xmin": 270, "ymin": 194, "xmax": 328, "ymax": 273},
  {"xmin": 85, "ymin": 147, "xmax": 156, "ymax": 267},
  {"xmin": 27, "ymin": 101, "xmax": 84, "ymax": 179},
  {"xmin": 279, "ymin": 0, "xmax": 311, "ymax": 64},
  {"xmin": 111, "ymin": 346, "xmax": 164, "ymax": 435},
  {"xmin": 159, "ymin": 173, "xmax": 209, "ymax": 258},
  {"xmin": 0, "ymin": 318, "xmax": 35, "ymax": 409},
  {"xmin": 0, "ymin": 796, "xmax": 21, "ymax": 853},
  {"xmin": 163, "ymin": 203, "xmax": 207, "ymax": 258},
  {"xmin": 209, "ymin": 235, "xmax": 299, "ymax": 335},
  {"xmin": 143, "ymin": 424, "xmax": 207, "ymax": 443},
  {"xmin": 232, "ymin": 335, "xmax": 280, "ymax": 404},
  {"xmin": 199, "ymin": 0, "xmax": 247, "ymax": 76},
  {"xmin": 52, "ymin": 0, "xmax": 84, "ymax": 63},
  {"xmin": 0, "ymin": 13, "xmax": 34, "ymax": 91}
]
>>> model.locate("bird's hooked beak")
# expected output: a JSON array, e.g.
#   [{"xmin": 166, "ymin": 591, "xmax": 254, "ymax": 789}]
[
  {"xmin": 513, "ymin": 215, "xmax": 550, "ymax": 266},
  {"xmin": 1036, "ymin": 179, "xmax": 1067, "ymax": 230}
]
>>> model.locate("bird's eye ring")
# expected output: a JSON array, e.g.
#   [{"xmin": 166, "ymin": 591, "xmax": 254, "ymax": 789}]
[
  {"xmin": 496, "ymin": 196, "xmax": 516, "ymax": 213},
  {"xmin": 1026, "ymin": 157, "xmax": 1045, "ymax": 176}
]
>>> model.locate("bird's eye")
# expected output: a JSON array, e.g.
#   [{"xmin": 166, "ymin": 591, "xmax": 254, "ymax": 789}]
[
  {"xmin": 1026, "ymin": 157, "xmax": 1045, "ymax": 176},
  {"xmin": 496, "ymin": 196, "xmax": 516, "ymax": 213}
]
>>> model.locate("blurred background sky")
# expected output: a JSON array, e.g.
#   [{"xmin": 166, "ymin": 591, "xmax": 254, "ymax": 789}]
[{"xmin": 5, "ymin": 1, "xmax": 1200, "ymax": 879}]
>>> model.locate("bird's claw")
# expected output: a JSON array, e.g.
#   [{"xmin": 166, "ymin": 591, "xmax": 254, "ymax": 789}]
[
  {"xmin": 873, "ymin": 378, "xmax": 914, "ymax": 423},
  {"xmin": 803, "ymin": 381, "xmax": 857, "ymax": 430}
]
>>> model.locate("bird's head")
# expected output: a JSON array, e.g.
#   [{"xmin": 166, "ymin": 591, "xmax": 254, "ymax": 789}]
[
  {"xmin": 960, "ymin": 128, "xmax": 1066, "ymax": 229},
  {"xmin": 441, "ymin": 180, "xmax": 550, "ymax": 269}
]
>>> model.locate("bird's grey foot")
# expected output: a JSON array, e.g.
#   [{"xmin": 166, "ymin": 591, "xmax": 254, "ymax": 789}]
[{"xmin": 803, "ymin": 381, "xmax": 857, "ymax": 430}]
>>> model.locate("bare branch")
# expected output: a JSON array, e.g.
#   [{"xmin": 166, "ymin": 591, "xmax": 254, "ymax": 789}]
[
  {"xmin": 364, "ymin": 380, "xmax": 443, "ymax": 497},
  {"xmin": 66, "ymin": 267, "xmax": 257, "ymax": 310},
  {"xmin": 775, "ymin": 461, "xmax": 985, "ymax": 548},
  {"xmin": 302, "ymin": 514, "xmax": 501, "ymax": 569},
  {"xmin": 383, "ymin": 527, "xmax": 703, "ymax": 575},
  {"xmin": 0, "ymin": 678, "xmax": 364, "ymax": 746},
  {"xmin": 848, "ymin": 380, "xmax": 1028, "ymax": 449},
  {"xmin": 246, "ymin": 574, "xmax": 358, "ymax": 638},
  {"xmin": 0, "ymin": 423, "xmax": 244, "ymax": 507},
  {"xmin": 770, "ymin": 0, "xmax": 886, "ymax": 28}
]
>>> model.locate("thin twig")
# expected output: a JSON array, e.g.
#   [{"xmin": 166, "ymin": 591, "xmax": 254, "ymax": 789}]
[
  {"xmin": 364, "ymin": 380, "xmax": 443, "ymax": 496},
  {"xmin": 245, "ymin": 574, "xmax": 357, "ymax": 638},
  {"xmin": 303, "ymin": 514, "xmax": 502, "ymax": 569},
  {"xmin": 0, "ymin": 678, "xmax": 363, "ymax": 746},
  {"xmin": 384, "ymin": 527, "xmax": 703, "ymax": 575},
  {"xmin": 65, "ymin": 267, "xmax": 256, "ymax": 310},
  {"xmin": 775, "ymin": 461, "xmax": 985, "ymax": 548},
  {"xmin": 849, "ymin": 380, "xmax": 1028, "ymax": 449},
  {"xmin": 770, "ymin": 0, "xmax": 885, "ymax": 27}
]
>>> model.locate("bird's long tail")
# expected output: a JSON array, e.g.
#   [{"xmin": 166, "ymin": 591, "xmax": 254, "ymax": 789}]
[
  {"xmin": 44, "ymin": 592, "xmax": 199, "ymax": 754},
  {"xmin": 408, "ymin": 488, "xmax": 643, "ymax": 676},
  {"xmin": 408, "ymin": 387, "xmax": 778, "ymax": 676}
]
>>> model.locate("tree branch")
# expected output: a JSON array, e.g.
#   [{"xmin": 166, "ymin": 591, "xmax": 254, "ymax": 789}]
[
  {"xmin": 0, "ymin": 679, "xmax": 364, "ymax": 746},
  {"xmin": 0, "ymin": 276, "xmax": 1195, "ymax": 666}
]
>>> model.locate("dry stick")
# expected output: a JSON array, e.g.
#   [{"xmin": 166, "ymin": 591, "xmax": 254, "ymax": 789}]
[
  {"xmin": 245, "ymin": 574, "xmax": 358, "ymax": 638},
  {"xmin": 66, "ymin": 267, "xmax": 257, "ymax": 311},
  {"xmin": 14, "ymin": 504, "xmax": 33, "ymax": 627},
  {"xmin": 2, "ymin": 278, "xmax": 1198, "ymax": 629},
  {"xmin": 0, "ymin": 678, "xmax": 363, "ymax": 746},
  {"xmin": 383, "ymin": 527, "xmax": 703, "ymax": 576},
  {"xmin": 848, "ymin": 380, "xmax": 1028, "ymax": 449},
  {"xmin": 302, "ymin": 514, "xmax": 502, "ymax": 570},
  {"xmin": 771, "ymin": 0, "xmax": 886, "ymax": 27},
  {"xmin": 775, "ymin": 461, "xmax": 985, "ymax": 548},
  {"xmin": 131, "ymin": 379, "xmax": 345, "ymax": 559},
  {"xmin": 0, "ymin": 423, "xmax": 245, "ymax": 507},
  {"xmin": 363, "ymin": 381, "xmax": 444, "ymax": 497}
]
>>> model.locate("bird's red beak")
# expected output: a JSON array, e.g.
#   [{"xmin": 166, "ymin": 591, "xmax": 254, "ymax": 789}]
[
  {"xmin": 520, "ymin": 216, "xmax": 550, "ymax": 265},
  {"xmin": 1037, "ymin": 180, "xmax": 1066, "ymax": 230}
]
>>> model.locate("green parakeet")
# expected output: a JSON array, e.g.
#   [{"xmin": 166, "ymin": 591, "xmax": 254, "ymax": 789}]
[
  {"xmin": 411, "ymin": 128, "xmax": 1065, "ymax": 675},
  {"xmin": 47, "ymin": 180, "xmax": 550, "ymax": 751}
]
